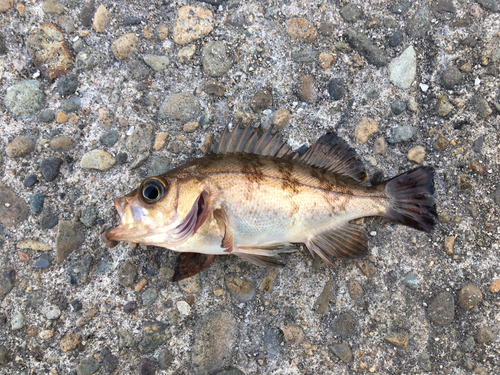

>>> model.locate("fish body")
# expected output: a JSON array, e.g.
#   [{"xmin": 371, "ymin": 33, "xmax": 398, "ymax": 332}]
[{"xmin": 105, "ymin": 124, "xmax": 436, "ymax": 280}]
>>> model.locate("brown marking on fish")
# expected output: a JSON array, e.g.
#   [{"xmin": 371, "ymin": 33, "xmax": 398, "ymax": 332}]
[{"xmin": 241, "ymin": 164, "xmax": 266, "ymax": 184}]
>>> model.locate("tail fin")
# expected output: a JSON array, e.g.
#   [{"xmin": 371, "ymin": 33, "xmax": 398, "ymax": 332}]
[{"xmin": 383, "ymin": 166, "xmax": 436, "ymax": 232}]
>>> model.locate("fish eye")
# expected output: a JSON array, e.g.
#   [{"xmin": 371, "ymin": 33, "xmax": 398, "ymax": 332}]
[{"xmin": 140, "ymin": 178, "xmax": 165, "ymax": 204}]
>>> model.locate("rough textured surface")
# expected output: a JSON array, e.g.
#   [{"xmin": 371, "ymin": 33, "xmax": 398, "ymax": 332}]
[{"xmin": 4, "ymin": 81, "xmax": 44, "ymax": 119}]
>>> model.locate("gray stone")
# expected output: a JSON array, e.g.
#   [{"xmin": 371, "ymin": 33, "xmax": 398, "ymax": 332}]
[
  {"xmin": 314, "ymin": 279, "xmax": 335, "ymax": 314},
  {"xmin": 75, "ymin": 50, "xmax": 101, "ymax": 71},
  {"xmin": 428, "ymin": 291, "xmax": 455, "ymax": 326},
  {"xmin": 39, "ymin": 109, "xmax": 55, "ymax": 122},
  {"xmin": 494, "ymin": 184, "xmax": 500, "ymax": 206},
  {"xmin": 204, "ymin": 81, "xmax": 226, "ymax": 96},
  {"xmin": 441, "ymin": 66, "xmax": 463, "ymax": 89},
  {"xmin": 76, "ymin": 357, "xmax": 100, "ymax": 375},
  {"xmin": 388, "ymin": 45, "xmax": 416, "ymax": 90},
  {"xmin": 159, "ymin": 93, "xmax": 201, "ymax": 122},
  {"xmin": 40, "ymin": 157, "xmax": 63, "ymax": 181},
  {"xmin": 250, "ymin": 89, "xmax": 272, "ymax": 112},
  {"xmin": 391, "ymin": 100, "xmax": 406, "ymax": 115},
  {"xmin": 117, "ymin": 262, "xmax": 137, "ymax": 287},
  {"xmin": 386, "ymin": 30, "xmax": 403, "ymax": 47},
  {"xmin": 408, "ymin": 8, "xmax": 431, "ymax": 39},
  {"xmin": 291, "ymin": 46, "xmax": 318, "ymax": 63},
  {"xmin": 60, "ymin": 97, "xmax": 81, "ymax": 113},
  {"xmin": 143, "ymin": 54, "xmax": 170, "ymax": 71},
  {"xmin": 0, "ymin": 346, "xmax": 10, "ymax": 365},
  {"xmin": 57, "ymin": 72, "xmax": 78, "ymax": 96},
  {"xmin": 201, "ymin": 41, "xmax": 232, "ymax": 77},
  {"xmin": 129, "ymin": 60, "xmax": 151, "ymax": 81},
  {"xmin": 29, "ymin": 194, "xmax": 44, "ymax": 212},
  {"xmin": 475, "ymin": 0, "xmax": 499, "ymax": 12},
  {"xmin": 4, "ymin": 80, "xmax": 44, "ymax": 118},
  {"xmin": 477, "ymin": 327, "xmax": 494, "ymax": 344},
  {"xmin": 40, "ymin": 209, "xmax": 58, "ymax": 229},
  {"xmin": 392, "ymin": 2, "xmax": 412, "ymax": 14},
  {"xmin": 147, "ymin": 158, "xmax": 170, "ymax": 177},
  {"xmin": 80, "ymin": 150, "xmax": 116, "ymax": 171},
  {"xmin": 384, "ymin": 16, "xmax": 397, "ymax": 28},
  {"xmin": 68, "ymin": 255, "xmax": 93, "ymax": 286},
  {"xmin": 81, "ymin": 206, "xmax": 97, "ymax": 227},
  {"xmin": 142, "ymin": 288, "xmax": 158, "ymax": 306},
  {"xmin": 193, "ymin": 312, "xmax": 237, "ymax": 374},
  {"xmin": 55, "ymin": 221, "xmax": 85, "ymax": 263},
  {"xmin": 418, "ymin": 352, "xmax": 432, "ymax": 372},
  {"xmin": 0, "ymin": 268, "xmax": 17, "ymax": 302},
  {"xmin": 34, "ymin": 253, "xmax": 51, "ymax": 269},
  {"xmin": 432, "ymin": 0, "xmax": 456, "ymax": 21},
  {"xmin": 26, "ymin": 291, "xmax": 46, "ymax": 308},
  {"xmin": 327, "ymin": 78, "xmax": 344, "ymax": 101},
  {"xmin": 225, "ymin": 274, "xmax": 255, "ymax": 302},
  {"xmin": 345, "ymin": 28, "xmax": 387, "ymax": 66},
  {"xmin": 138, "ymin": 321, "xmax": 170, "ymax": 353},
  {"xmin": 331, "ymin": 343, "xmax": 352, "ymax": 363},
  {"xmin": 0, "ymin": 186, "xmax": 29, "ymax": 227},
  {"xmin": 462, "ymin": 336, "xmax": 475, "ymax": 352},
  {"xmin": 388, "ymin": 125, "xmax": 416, "ymax": 143},
  {"xmin": 10, "ymin": 310, "xmax": 24, "ymax": 330},
  {"xmin": 118, "ymin": 330, "xmax": 136, "ymax": 349},
  {"xmin": 331, "ymin": 312, "xmax": 357, "ymax": 337},
  {"xmin": 157, "ymin": 349, "xmax": 173, "ymax": 370},
  {"xmin": 139, "ymin": 358, "xmax": 157, "ymax": 375},
  {"xmin": 100, "ymin": 346, "xmax": 118, "ymax": 374},
  {"xmin": 473, "ymin": 95, "xmax": 492, "ymax": 118},
  {"xmin": 0, "ymin": 32, "xmax": 6, "ymax": 55},
  {"xmin": 403, "ymin": 273, "xmax": 418, "ymax": 289},
  {"xmin": 41, "ymin": 304, "xmax": 61, "ymax": 320},
  {"xmin": 458, "ymin": 284, "xmax": 482, "ymax": 310},
  {"xmin": 340, "ymin": 4, "xmax": 363, "ymax": 22},
  {"xmin": 100, "ymin": 130, "xmax": 119, "ymax": 147}
]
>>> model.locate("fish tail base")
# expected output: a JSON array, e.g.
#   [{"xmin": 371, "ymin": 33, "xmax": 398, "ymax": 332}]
[{"xmin": 383, "ymin": 166, "xmax": 436, "ymax": 232}]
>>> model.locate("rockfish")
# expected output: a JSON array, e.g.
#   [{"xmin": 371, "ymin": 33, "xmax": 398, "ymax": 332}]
[{"xmin": 104, "ymin": 124, "xmax": 436, "ymax": 281}]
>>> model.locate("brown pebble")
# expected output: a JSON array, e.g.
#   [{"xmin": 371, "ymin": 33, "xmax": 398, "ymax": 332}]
[
  {"xmin": 489, "ymin": 279, "xmax": 500, "ymax": 293},
  {"xmin": 154, "ymin": 132, "xmax": 168, "ymax": 151},
  {"xmin": 458, "ymin": 284, "xmax": 483, "ymax": 310},
  {"xmin": 56, "ymin": 112, "xmax": 68, "ymax": 123},
  {"xmin": 185, "ymin": 295, "xmax": 195, "ymax": 304},
  {"xmin": 286, "ymin": 17, "xmax": 317, "ymax": 42},
  {"xmin": 355, "ymin": 118, "xmax": 378, "ymax": 144},
  {"xmin": 444, "ymin": 236, "xmax": 455, "ymax": 255},
  {"xmin": 407, "ymin": 146, "xmax": 425, "ymax": 163},
  {"xmin": 183, "ymin": 122, "xmax": 199, "ymax": 133},
  {"xmin": 27, "ymin": 326, "xmax": 38, "ymax": 337},
  {"xmin": 357, "ymin": 260, "xmax": 376, "ymax": 276},
  {"xmin": 60, "ymin": 333, "xmax": 80, "ymax": 352},
  {"xmin": 5, "ymin": 136, "xmax": 35, "ymax": 158},
  {"xmin": 434, "ymin": 136, "xmax": 449, "ymax": 151},
  {"xmin": 319, "ymin": 52, "xmax": 334, "ymax": 69},
  {"xmin": 349, "ymin": 280, "xmax": 363, "ymax": 300},
  {"xmin": 50, "ymin": 136, "xmax": 74, "ymax": 151},
  {"xmin": 476, "ymin": 327, "xmax": 494, "ymax": 344},
  {"xmin": 469, "ymin": 159, "xmax": 488, "ymax": 174},
  {"xmin": 295, "ymin": 75, "xmax": 315, "ymax": 104},
  {"xmin": 373, "ymin": 137, "xmax": 386, "ymax": 155},
  {"xmin": 385, "ymin": 332, "xmax": 409, "ymax": 349},
  {"xmin": 134, "ymin": 278, "xmax": 147, "ymax": 292},
  {"xmin": 282, "ymin": 324, "xmax": 304, "ymax": 345},
  {"xmin": 271, "ymin": 108, "xmax": 291, "ymax": 130},
  {"xmin": 18, "ymin": 251, "xmax": 30, "ymax": 262},
  {"xmin": 92, "ymin": 4, "xmax": 111, "ymax": 32},
  {"xmin": 112, "ymin": 33, "xmax": 139, "ymax": 60},
  {"xmin": 98, "ymin": 108, "xmax": 114, "ymax": 127},
  {"xmin": 69, "ymin": 113, "xmax": 79, "ymax": 124}
]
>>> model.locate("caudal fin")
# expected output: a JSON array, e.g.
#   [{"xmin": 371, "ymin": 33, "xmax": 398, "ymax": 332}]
[{"xmin": 383, "ymin": 166, "xmax": 436, "ymax": 232}]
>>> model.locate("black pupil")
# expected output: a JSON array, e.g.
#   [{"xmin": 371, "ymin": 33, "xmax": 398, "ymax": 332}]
[{"xmin": 143, "ymin": 185, "xmax": 159, "ymax": 200}]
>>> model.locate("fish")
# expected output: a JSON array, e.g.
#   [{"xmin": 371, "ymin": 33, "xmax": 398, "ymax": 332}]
[{"xmin": 104, "ymin": 123, "xmax": 436, "ymax": 281}]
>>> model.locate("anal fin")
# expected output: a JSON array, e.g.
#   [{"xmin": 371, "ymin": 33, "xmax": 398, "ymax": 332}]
[
  {"xmin": 233, "ymin": 243, "xmax": 297, "ymax": 267},
  {"xmin": 306, "ymin": 223, "xmax": 368, "ymax": 266},
  {"xmin": 234, "ymin": 253, "xmax": 285, "ymax": 268},
  {"xmin": 172, "ymin": 253, "xmax": 215, "ymax": 282}
]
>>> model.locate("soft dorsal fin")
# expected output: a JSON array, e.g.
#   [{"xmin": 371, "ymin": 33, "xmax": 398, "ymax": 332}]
[
  {"xmin": 295, "ymin": 132, "xmax": 367, "ymax": 182},
  {"xmin": 211, "ymin": 123, "xmax": 294, "ymax": 158}
]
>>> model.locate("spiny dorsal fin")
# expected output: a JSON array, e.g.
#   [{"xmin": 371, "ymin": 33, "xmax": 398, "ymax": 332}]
[
  {"xmin": 295, "ymin": 132, "xmax": 367, "ymax": 182},
  {"xmin": 211, "ymin": 123, "xmax": 294, "ymax": 158}
]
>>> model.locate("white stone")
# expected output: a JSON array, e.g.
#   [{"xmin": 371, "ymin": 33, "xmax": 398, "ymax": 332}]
[
  {"xmin": 388, "ymin": 45, "xmax": 416, "ymax": 90},
  {"xmin": 177, "ymin": 300, "xmax": 191, "ymax": 315}
]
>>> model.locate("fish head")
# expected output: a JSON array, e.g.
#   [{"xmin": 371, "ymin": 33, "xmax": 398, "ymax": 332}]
[{"xmin": 104, "ymin": 175, "xmax": 210, "ymax": 248}]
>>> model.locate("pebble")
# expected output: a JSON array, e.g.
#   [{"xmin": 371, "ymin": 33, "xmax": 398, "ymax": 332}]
[
  {"xmin": 24, "ymin": 174, "xmax": 38, "ymax": 188},
  {"xmin": 43, "ymin": 0, "xmax": 64, "ymax": 14},
  {"xmin": 388, "ymin": 125, "xmax": 416, "ymax": 143},
  {"xmin": 340, "ymin": 4, "xmax": 363, "ymax": 22},
  {"xmin": 475, "ymin": 0, "xmax": 499, "ymax": 12},
  {"xmin": 57, "ymin": 72, "xmax": 78, "ymax": 96},
  {"xmin": 138, "ymin": 321, "xmax": 170, "ymax": 353},
  {"xmin": 157, "ymin": 349, "xmax": 173, "ymax": 370},
  {"xmin": 204, "ymin": 81, "xmax": 226, "ymax": 96},
  {"xmin": 100, "ymin": 347, "xmax": 118, "ymax": 374},
  {"xmin": 433, "ymin": 0, "xmax": 456, "ymax": 20},
  {"xmin": 192, "ymin": 312, "xmax": 237, "ymax": 374},
  {"xmin": 75, "ymin": 50, "xmax": 101, "ymax": 71},
  {"xmin": 79, "ymin": 206, "xmax": 97, "ymax": 228},
  {"xmin": 118, "ymin": 330, "xmax": 136, "ymax": 349},
  {"xmin": 80, "ymin": 150, "xmax": 116, "ymax": 171},
  {"xmin": 98, "ymin": 108, "xmax": 114, "ymax": 127},
  {"xmin": 41, "ymin": 304, "xmax": 61, "ymax": 320},
  {"xmin": 348, "ymin": 280, "xmax": 363, "ymax": 299},
  {"xmin": 428, "ymin": 291, "xmax": 455, "ymax": 326},
  {"xmin": 437, "ymin": 94, "xmax": 454, "ymax": 117},
  {"xmin": 407, "ymin": 146, "xmax": 425, "ymax": 163},
  {"xmin": 40, "ymin": 157, "xmax": 63, "ymax": 182},
  {"xmin": 391, "ymin": 101, "xmax": 406, "ymax": 115},
  {"xmin": 291, "ymin": 46, "xmax": 318, "ymax": 64},
  {"xmin": 331, "ymin": 343, "xmax": 353, "ymax": 363},
  {"xmin": 11, "ymin": 310, "xmax": 25, "ymax": 330},
  {"xmin": 34, "ymin": 253, "xmax": 50, "ymax": 269},
  {"xmin": 408, "ymin": 7, "xmax": 431, "ymax": 39},
  {"xmin": 357, "ymin": 260, "xmax": 377, "ymax": 276},
  {"xmin": 40, "ymin": 209, "xmax": 59, "ymax": 229},
  {"xmin": 295, "ymin": 75, "xmax": 315, "ymax": 104},
  {"xmin": 355, "ymin": 117, "xmax": 378, "ymax": 144},
  {"xmin": 385, "ymin": 332, "xmax": 409, "ymax": 349},
  {"xmin": 139, "ymin": 358, "xmax": 157, "ymax": 375},
  {"xmin": 386, "ymin": 30, "xmax": 403, "ymax": 47},
  {"xmin": 117, "ymin": 152, "xmax": 128, "ymax": 164},
  {"xmin": 68, "ymin": 255, "xmax": 93, "ymax": 286},
  {"xmin": 178, "ymin": 274, "xmax": 201, "ymax": 294},
  {"xmin": 143, "ymin": 23, "xmax": 168, "ymax": 42},
  {"xmin": 319, "ymin": 52, "xmax": 334, "ymax": 69},
  {"xmin": 373, "ymin": 137, "xmax": 386, "ymax": 155},
  {"xmin": 345, "ymin": 28, "xmax": 387, "ymax": 67},
  {"xmin": 183, "ymin": 121, "xmax": 199, "ymax": 133},
  {"xmin": 476, "ymin": 327, "xmax": 494, "ymax": 344},
  {"xmin": 159, "ymin": 93, "xmax": 201, "ymax": 122},
  {"xmin": 388, "ymin": 45, "xmax": 416, "ymax": 90},
  {"xmin": 458, "ymin": 284, "xmax": 482, "ymax": 310},
  {"xmin": 27, "ymin": 23, "xmax": 73, "ymax": 80},
  {"xmin": 0, "ymin": 186, "xmax": 29, "ymax": 227},
  {"xmin": 259, "ymin": 268, "xmax": 278, "ymax": 293},
  {"xmin": 441, "ymin": 65, "xmax": 463, "ymax": 88},
  {"xmin": 55, "ymin": 221, "xmax": 84, "ymax": 263},
  {"xmin": 0, "ymin": 345, "xmax": 10, "ymax": 365},
  {"xmin": 403, "ymin": 273, "xmax": 418, "ymax": 289},
  {"xmin": 56, "ymin": 111, "xmax": 68, "ymax": 123},
  {"xmin": 39, "ymin": 329, "xmax": 54, "ymax": 340},
  {"xmin": 178, "ymin": 44, "xmax": 196, "ymax": 63},
  {"xmin": 39, "ymin": 109, "xmax": 55, "ymax": 122},
  {"xmin": 4, "ymin": 80, "xmax": 44, "ymax": 118},
  {"xmin": 71, "ymin": 300, "xmax": 82, "ymax": 312},
  {"xmin": 418, "ymin": 352, "xmax": 432, "ymax": 372},
  {"xmin": 0, "ymin": 0, "xmax": 13, "ymax": 12},
  {"xmin": 173, "ymin": 6, "xmax": 214, "ymax": 45},
  {"xmin": 142, "ymin": 288, "xmax": 158, "ymax": 306},
  {"xmin": 75, "ymin": 357, "xmax": 100, "ymax": 375},
  {"xmin": 225, "ymin": 274, "xmax": 255, "ymax": 302},
  {"xmin": 314, "ymin": 279, "xmax": 334, "ymax": 314},
  {"xmin": 50, "ymin": 136, "xmax": 74, "ymax": 150},
  {"xmin": 153, "ymin": 132, "xmax": 168, "ymax": 151},
  {"xmin": 61, "ymin": 97, "xmax": 81, "ymax": 113},
  {"xmin": 6, "ymin": 136, "xmax": 35, "ymax": 158},
  {"xmin": 143, "ymin": 55, "xmax": 170, "ymax": 71},
  {"xmin": 250, "ymin": 88, "xmax": 272, "ymax": 112},
  {"xmin": 327, "ymin": 78, "xmax": 344, "ymax": 100},
  {"xmin": 112, "ymin": 33, "xmax": 138, "ymax": 60},
  {"xmin": 100, "ymin": 130, "xmax": 119, "ymax": 147},
  {"xmin": 459, "ymin": 174, "xmax": 473, "ymax": 190},
  {"xmin": 462, "ymin": 336, "xmax": 475, "ymax": 352},
  {"xmin": 286, "ymin": 17, "xmax": 317, "ymax": 42},
  {"xmin": 148, "ymin": 158, "xmax": 170, "ymax": 177},
  {"xmin": 282, "ymin": 324, "xmax": 304, "ymax": 345},
  {"xmin": 473, "ymin": 95, "xmax": 492, "ymax": 118},
  {"xmin": 29, "ymin": 194, "xmax": 44, "ymax": 212},
  {"xmin": 201, "ymin": 41, "xmax": 232, "ymax": 77},
  {"xmin": 92, "ymin": 4, "xmax": 110, "ymax": 32},
  {"xmin": 117, "ymin": 262, "xmax": 137, "ymax": 287},
  {"xmin": 272, "ymin": 108, "xmax": 291, "ymax": 129},
  {"xmin": 489, "ymin": 279, "xmax": 500, "ymax": 293},
  {"xmin": 331, "ymin": 312, "xmax": 357, "ymax": 338}
]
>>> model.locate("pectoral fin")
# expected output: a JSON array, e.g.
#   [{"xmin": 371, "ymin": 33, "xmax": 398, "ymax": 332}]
[
  {"xmin": 306, "ymin": 223, "xmax": 368, "ymax": 266},
  {"xmin": 213, "ymin": 208, "xmax": 234, "ymax": 252},
  {"xmin": 172, "ymin": 253, "xmax": 215, "ymax": 282}
]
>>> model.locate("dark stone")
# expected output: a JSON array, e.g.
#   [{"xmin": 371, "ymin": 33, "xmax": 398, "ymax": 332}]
[
  {"xmin": 34, "ymin": 253, "xmax": 50, "ymax": 269},
  {"xmin": 370, "ymin": 170, "xmax": 385, "ymax": 186},
  {"xmin": 117, "ymin": 262, "xmax": 138, "ymax": 287},
  {"xmin": 441, "ymin": 65, "xmax": 463, "ymax": 88},
  {"xmin": 391, "ymin": 100, "xmax": 406, "ymax": 115},
  {"xmin": 477, "ymin": 327, "xmax": 494, "ymax": 344},
  {"xmin": 139, "ymin": 358, "xmax": 157, "ymax": 375},
  {"xmin": 26, "ymin": 291, "xmax": 46, "ymax": 308},
  {"xmin": 331, "ymin": 312, "xmax": 357, "ymax": 338},
  {"xmin": 475, "ymin": 0, "xmax": 499, "ymax": 12},
  {"xmin": 24, "ymin": 174, "xmax": 38, "ymax": 188},
  {"xmin": 138, "ymin": 321, "xmax": 170, "ymax": 353},
  {"xmin": 0, "ymin": 185, "xmax": 29, "ymax": 227},
  {"xmin": 0, "ymin": 33, "xmax": 6, "ymax": 55},
  {"xmin": 327, "ymin": 78, "xmax": 344, "ymax": 101},
  {"xmin": 408, "ymin": 7, "xmax": 431, "ymax": 39},
  {"xmin": 297, "ymin": 144, "xmax": 308, "ymax": 156},
  {"xmin": 123, "ymin": 301, "xmax": 137, "ymax": 313},
  {"xmin": 71, "ymin": 299, "xmax": 83, "ymax": 312},
  {"xmin": 57, "ymin": 73, "xmax": 78, "ymax": 96},
  {"xmin": 60, "ymin": 97, "xmax": 81, "ymax": 113},
  {"xmin": 0, "ymin": 268, "xmax": 16, "ymax": 303},
  {"xmin": 331, "ymin": 343, "xmax": 353, "ymax": 363},
  {"xmin": 392, "ymin": 2, "xmax": 412, "ymax": 14},
  {"xmin": 129, "ymin": 60, "xmax": 151, "ymax": 81},
  {"xmin": 80, "ymin": 0, "xmax": 95, "ymax": 27},
  {"xmin": 157, "ymin": 349, "xmax": 173, "ymax": 370},
  {"xmin": 250, "ymin": 89, "xmax": 272, "ymax": 112},
  {"xmin": 123, "ymin": 16, "xmax": 143, "ymax": 26},
  {"xmin": 40, "ymin": 209, "xmax": 58, "ymax": 229},
  {"xmin": 386, "ymin": 30, "xmax": 403, "ymax": 47},
  {"xmin": 340, "ymin": 4, "xmax": 363, "ymax": 22},
  {"xmin": 81, "ymin": 206, "xmax": 97, "ymax": 227},
  {"xmin": 320, "ymin": 22, "xmax": 335, "ymax": 36},
  {"xmin": 75, "ymin": 356, "xmax": 100, "ymax": 375},
  {"xmin": 432, "ymin": 0, "xmax": 456, "ymax": 21},
  {"xmin": 462, "ymin": 336, "xmax": 475, "ymax": 352},
  {"xmin": 55, "ymin": 221, "xmax": 85, "ymax": 263},
  {"xmin": 39, "ymin": 109, "xmax": 55, "ymax": 122},
  {"xmin": 365, "ymin": 88, "xmax": 379, "ymax": 99},
  {"xmin": 345, "ymin": 28, "xmax": 388, "ymax": 66},
  {"xmin": 29, "ymin": 194, "xmax": 44, "ymax": 212},
  {"xmin": 101, "ymin": 347, "xmax": 118, "ymax": 374},
  {"xmin": 428, "ymin": 291, "xmax": 455, "ymax": 326},
  {"xmin": 0, "ymin": 345, "xmax": 10, "ymax": 365},
  {"xmin": 291, "ymin": 46, "xmax": 318, "ymax": 63},
  {"xmin": 418, "ymin": 352, "xmax": 432, "ymax": 372},
  {"xmin": 117, "ymin": 152, "xmax": 128, "ymax": 164},
  {"xmin": 460, "ymin": 36, "xmax": 476, "ymax": 47},
  {"xmin": 40, "ymin": 157, "xmax": 63, "ymax": 182},
  {"xmin": 68, "ymin": 255, "xmax": 93, "ymax": 286}
]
